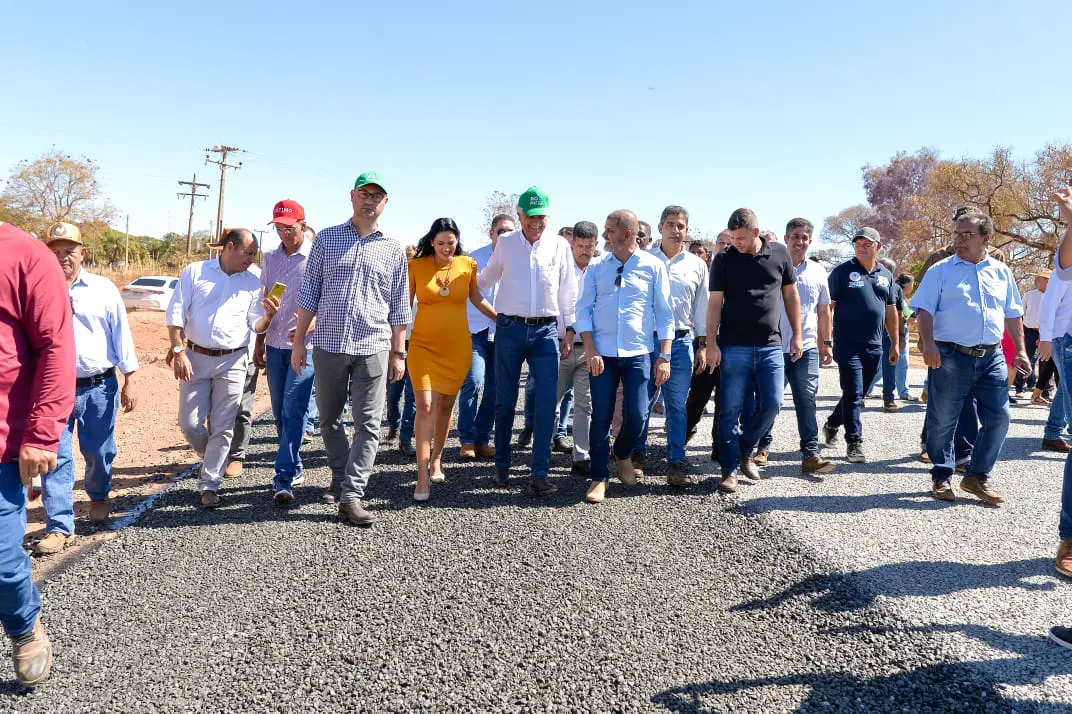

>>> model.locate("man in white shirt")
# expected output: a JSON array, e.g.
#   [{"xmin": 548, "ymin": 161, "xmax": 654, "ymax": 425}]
[
  {"xmin": 458, "ymin": 214, "xmax": 514, "ymax": 460},
  {"xmin": 35, "ymin": 223, "xmax": 139, "ymax": 555},
  {"xmin": 166, "ymin": 228, "xmax": 269, "ymax": 509},
  {"xmin": 633, "ymin": 206, "xmax": 708, "ymax": 487},
  {"xmin": 1017, "ymin": 270, "xmax": 1050, "ymax": 400},
  {"xmin": 756, "ymin": 218, "xmax": 835, "ymax": 475},
  {"xmin": 478, "ymin": 186, "xmax": 578, "ymax": 495},
  {"xmin": 559, "ymin": 221, "xmax": 598, "ymax": 476}
]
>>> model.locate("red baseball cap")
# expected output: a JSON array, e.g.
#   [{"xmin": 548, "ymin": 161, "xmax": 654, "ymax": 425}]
[{"xmin": 270, "ymin": 199, "xmax": 305, "ymax": 226}]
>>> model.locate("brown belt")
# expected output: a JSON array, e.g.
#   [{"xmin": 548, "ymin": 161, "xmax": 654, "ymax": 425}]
[{"xmin": 186, "ymin": 341, "xmax": 245, "ymax": 357}]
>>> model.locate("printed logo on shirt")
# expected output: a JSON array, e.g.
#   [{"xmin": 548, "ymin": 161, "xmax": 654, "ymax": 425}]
[
  {"xmin": 876, "ymin": 275, "xmax": 890, "ymax": 288},
  {"xmin": 848, "ymin": 271, "xmax": 864, "ymax": 288}
]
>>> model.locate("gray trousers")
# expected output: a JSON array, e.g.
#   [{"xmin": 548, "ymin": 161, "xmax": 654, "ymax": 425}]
[
  {"xmin": 313, "ymin": 347, "xmax": 389, "ymax": 503},
  {"xmin": 178, "ymin": 350, "xmax": 248, "ymax": 491},
  {"xmin": 227, "ymin": 360, "xmax": 259, "ymax": 462},
  {"xmin": 556, "ymin": 344, "xmax": 591, "ymax": 461}
]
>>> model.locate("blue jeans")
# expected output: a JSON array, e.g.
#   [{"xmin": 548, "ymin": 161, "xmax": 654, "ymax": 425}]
[
  {"xmin": 43, "ymin": 375, "xmax": 121, "ymax": 535},
  {"xmin": 921, "ymin": 396, "xmax": 978, "ymax": 461},
  {"xmin": 718, "ymin": 345, "xmax": 785, "ymax": 474},
  {"xmin": 265, "ymin": 346, "xmax": 316, "ymax": 491},
  {"xmin": 895, "ymin": 340, "xmax": 910, "ymax": 398},
  {"xmin": 494, "ymin": 317, "xmax": 559, "ymax": 477},
  {"xmin": 1052, "ymin": 336, "xmax": 1072, "ymax": 538},
  {"xmin": 458, "ymin": 329, "xmax": 496, "ymax": 446},
  {"xmin": 636, "ymin": 336, "xmax": 693, "ymax": 463},
  {"xmin": 589, "ymin": 354, "xmax": 651, "ymax": 482},
  {"xmin": 1045, "ymin": 336, "xmax": 1071, "ymax": 442},
  {"xmin": 924, "ymin": 344, "xmax": 1010, "ymax": 481},
  {"xmin": 385, "ymin": 373, "xmax": 415, "ymax": 443},
  {"xmin": 826, "ymin": 341, "xmax": 882, "ymax": 445},
  {"xmin": 555, "ymin": 387, "xmax": 573, "ymax": 440},
  {"xmin": 0, "ymin": 464, "xmax": 39, "ymax": 637},
  {"xmin": 759, "ymin": 348, "xmax": 821, "ymax": 457},
  {"xmin": 522, "ymin": 373, "xmax": 536, "ymax": 430}
]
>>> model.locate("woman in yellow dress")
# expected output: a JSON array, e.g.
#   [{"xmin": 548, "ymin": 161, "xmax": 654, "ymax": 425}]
[{"xmin": 408, "ymin": 218, "xmax": 496, "ymax": 501}]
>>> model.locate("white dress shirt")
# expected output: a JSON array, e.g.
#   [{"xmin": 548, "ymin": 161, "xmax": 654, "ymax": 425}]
[
  {"xmin": 780, "ymin": 258, "xmax": 830, "ymax": 353},
  {"xmin": 69, "ymin": 270, "xmax": 139, "ymax": 378},
  {"xmin": 651, "ymin": 244, "xmax": 707, "ymax": 337},
  {"xmin": 166, "ymin": 259, "xmax": 264, "ymax": 350},
  {"xmin": 477, "ymin": 229, "xmax": 577, "ymax": 337},
  {"xmin": 1022, "ymin": 288, "xmax": 1043, "ymax": 330},
  {"xmin": 1039, "ymin": 276, "xmax": 1072, "ymax": 342}
]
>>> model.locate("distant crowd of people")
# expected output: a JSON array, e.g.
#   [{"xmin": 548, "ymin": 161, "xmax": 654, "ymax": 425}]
[{"xmin": 4, "ymin": 176, "xmax": 1072, "ymax": 685}]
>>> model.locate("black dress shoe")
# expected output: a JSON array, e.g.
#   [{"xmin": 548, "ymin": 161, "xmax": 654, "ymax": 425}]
[
  {"xmin": 571, "ymin": 460, "xmax": 592, "ymax": 476},
  {"xmin": 398, "ymin": 441, "xmax": 415, "ymax": 457},
  {"xmin": 338, "ymin": 501, "xmax": 374, "ymax": 527},
  {"xmin": 517, "ymin": 427, "xmax": 533, "ymax": 448},
  {"xmin": 528, "ymin": 476, "xmax": 558, "ymax": 496},
  {"xmin": 685, "ymin": 426, "xmax": 697, "ymax": 444},
  {"xmin": 386, "ymin": 427, "xmax": 398, "ymax": 443},
  {"xmin": 321, "ymin": 481, "xmax": 342, "ymax": 505},
  {"xmin": 552, "ymin": 437, "xmax": 571, "ymax": 454},
  {"xmin": 493, "ymin": 466, "xmax": 510, "ymax": 487}
]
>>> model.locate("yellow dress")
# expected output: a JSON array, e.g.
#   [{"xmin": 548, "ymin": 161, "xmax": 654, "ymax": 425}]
[{"xmin": 407, "ymin": 255, "xmax": 477, "ymax": 395}]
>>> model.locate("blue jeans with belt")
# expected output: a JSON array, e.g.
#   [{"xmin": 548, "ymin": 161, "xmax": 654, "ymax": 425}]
[
  {"xmin": 718, "ymin": 345, "xmax": 784, "ymax": 474},
  {"xmin": 589, "ymin": 354, "xmax": 651, "ymax": 482},
  {"xmin": 924, "ymin": 342, "xmax": 1010, "ymax": 482},
  {"xmin": 0, "ymin": 464, "xmax": 40, "ymax": 637},
  {"xmin": 826, "ymin": 341, "xmax": 882, "ymax": 444}
]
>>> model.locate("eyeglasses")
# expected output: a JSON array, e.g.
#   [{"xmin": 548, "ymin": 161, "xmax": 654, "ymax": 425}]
[
  {"xmin": 953, "ymin": 230, "xmax": 981, "ymax": 240},
  {"xmin": 357, "ymin": 189, "xmax": 386, "ymax": 203},
  {"xmin": 495, "ymin": 227, "xmax": 512, "ymax": 236},
  {"xmin": 274, "ymin": 225, "xmax": 299, "ymax": 235},
  {"xmin": 614, "ymin": 264, "xmax": 624, "ymax": 288}
]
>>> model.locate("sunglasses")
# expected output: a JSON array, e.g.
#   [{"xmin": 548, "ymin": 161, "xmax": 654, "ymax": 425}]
[
  {"xmin": 495, "ymin": 227, "xmax": 512, "ymax": 236},
  {"xmin": 615, "ymin": 264, "xmax": 623, "ymax": 288}
]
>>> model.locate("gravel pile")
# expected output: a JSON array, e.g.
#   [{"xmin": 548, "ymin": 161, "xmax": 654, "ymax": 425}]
[{"xmin": 0, "ymin": 368, "xmax": 1067, "ymax": 712}]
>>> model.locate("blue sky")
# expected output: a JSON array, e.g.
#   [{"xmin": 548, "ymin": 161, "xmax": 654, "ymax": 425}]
[{"xmin": 4, "ymin": 1, "xmax": 1070, "ymax": 254}]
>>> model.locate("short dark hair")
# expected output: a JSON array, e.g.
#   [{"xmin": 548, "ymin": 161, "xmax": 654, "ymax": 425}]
[
  {"xmin": 956, "ymin": 213, "xmax": 995, "ymax": 238},
  {"xmin": 896, "ymin": 272, "xmax": 915, "ymax": 288},
  {"xmin": 415, "ymin": 217, "xmax": 465, "ymax": 259},
  {"xmin": 727, "ymin": 208, "xmax": 758, "ymax": 231},
  {"xmin": 572, "ymin": 221, "xmax": 598, "ymax": 240},
  {"xmin": 218, "ymin": 227, "xmax": 254, "ymax": 249},
  {"xmin": 558, "ymin": 226, "xmax": 574, "ymax": 238},
  {"xmin": 785, "ymin": 217, "xmax": 814, "ymax": 236},
  {"xmin": 660, "ymin": 205, "xmax": 689, "ymax": 225},
  {"xmin": 688, "ymin": 240, "xmax": 711, "ymax": 257},
  {"xmin": 490, "ymin": 214, "xmax": 513, "ymax": 231},
  {"xmin": 638, "ymin": 220, "xmax": 651, "ymax": 236}
]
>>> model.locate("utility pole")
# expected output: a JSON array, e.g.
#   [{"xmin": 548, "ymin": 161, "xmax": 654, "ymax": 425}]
[
  {"xmin": 204, "ymin": 145, "xmax": 244, "ymax": 241},
  {"xmin": 177, "ymin": 173, "xmax": 210, "ymax": 254},
  {"xmin": 124, "ymin": 215, "xmax": 130, "ymax": 267},
  {"xmin": 253, "ymin": 228, "xmax": 267, "ymax": 262}
]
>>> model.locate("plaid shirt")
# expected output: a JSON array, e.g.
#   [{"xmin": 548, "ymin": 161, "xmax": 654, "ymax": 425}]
[{"xmin": 297, "ymin": 219, "xmax": 411, "ymax": 356}]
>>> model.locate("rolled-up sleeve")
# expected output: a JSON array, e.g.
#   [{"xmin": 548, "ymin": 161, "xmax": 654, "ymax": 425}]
[
  {"xmin": 387, "ymin": 250, "xmax": 412, "ymax": 327},
  {"xmin": 653, "ymin": 264, "xmax": 675, "ymax": 342},
  {"xmin": 297, "ymin": 239, "xmax": 324, "ymax": 314},
  {"xmin": 556, "ymin": 242, "xmax": 578, "ymax": 337},
  {"xmin": 478, "ymin": 240, "xmax": 504, "ymax": 292},
  {"xmin": 166, "ymin": 266, "xmax": 193, "ymax": 328},
  {"xmin": 1039, "ymin": 278, "xmax": 1067, "ymax": 341},
  {"xmin": 247, "ymin": 288, "xmax": 266, "ymax": 332}
]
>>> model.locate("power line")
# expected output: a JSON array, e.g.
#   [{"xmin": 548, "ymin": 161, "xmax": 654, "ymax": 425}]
[
  {"xmin": 204, "ymin": 145, "xmax": 244, "ymax": 241},
  {"xmin": 177, "ymin": 173, "xmax": 210, "ymax": 255}
]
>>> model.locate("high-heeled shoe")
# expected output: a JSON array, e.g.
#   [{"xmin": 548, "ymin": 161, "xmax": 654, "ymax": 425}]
[{"xmin": 413, "ymin": 483, "xmax": 430, "ymax": 502}]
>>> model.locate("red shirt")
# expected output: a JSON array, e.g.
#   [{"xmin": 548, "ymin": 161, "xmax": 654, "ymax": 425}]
[{"xmin": 0, "ymin": 223, "xmax": 75, "ymax": 461}]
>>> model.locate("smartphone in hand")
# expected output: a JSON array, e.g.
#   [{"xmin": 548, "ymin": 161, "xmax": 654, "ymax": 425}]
[{"xmin": 268, "ymin": 282, "xmax": 287, "ymax": 301}]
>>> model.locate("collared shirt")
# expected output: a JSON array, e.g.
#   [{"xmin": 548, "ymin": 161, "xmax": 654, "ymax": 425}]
[
  {"xmin": 709, "ymin": 239, "xmax": 796, "ymax": 347},
  {"xmin": 262, "ymin": 239, "xmax": 312, "ymax": 350},
  {"xmin": 1022, "ymin": 288, "xmax": 1043, "ymax": 330},
  {"xmin": 477, "ymin": 229, "xmax": 577, "ymax": 337},
  {"xmin": 69, "ymin": 270, "xmax": 139, "ymax": 378},
  {"xmin": 567, "ymin": 260, "xmax": 587, "ymax": 343},
  {"xmin": 910, "ymin": 254, "xmax": 1023, "ymax": 346},
  {"xmin": 1039, "ymin": 276, "xmax": 1072, "ymax": 342},
  {"xmin": 0, "ymin": 223, "xmax": 75, "ymax": 462},
  {"xmin": 466, "ymin": 242, "xmax": 498, "ymax": 335},
  {"xmin": 297, "ymin": 219, "xmax": 411, "ymax": 356},
  {"xmin": 166, "ymin": 259, "xmax": 264, "ymax": 350},
  {"xmin": 780, "ymin": 258, "xmax": 830, "ymax": 353},
  {"xmin": 828, "ymin": 257, "xmax": 896, "ymax": 346},
  {"xmin": 651, "ymin": 245, "xmax": 707, "ymax": 337},
  {"xmin": 574, "ymin": 250, "xmax": 675, "ymax": 358}
]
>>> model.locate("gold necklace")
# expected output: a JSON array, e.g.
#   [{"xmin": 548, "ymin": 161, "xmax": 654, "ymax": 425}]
[{"xmin": 434, "ymin": 256, "xmax": 453, "ymax": 297}]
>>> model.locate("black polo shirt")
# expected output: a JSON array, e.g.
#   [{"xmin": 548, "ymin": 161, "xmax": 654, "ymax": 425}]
[
  {"xmin": 828, "ymin": 257, "xmax": 896, "ymax": 346},
  {"xmin": 709, "ymin": 239, "xmax": 795, "ymax": 347}
]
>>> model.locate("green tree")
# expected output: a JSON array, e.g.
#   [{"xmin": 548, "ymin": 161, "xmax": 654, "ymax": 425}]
[{"xmin": 0, "ymin": 150, "xmax": 116, "ymax": 238}]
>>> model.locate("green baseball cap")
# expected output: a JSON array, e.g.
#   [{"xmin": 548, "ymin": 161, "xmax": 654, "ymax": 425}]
[
  {"xmin": 517, "ymin": 186, "xmax": 550, "ymax": 216},
  {"xmin": 354, "ymin": 171, "xmax": 387, "ymax": 194}
]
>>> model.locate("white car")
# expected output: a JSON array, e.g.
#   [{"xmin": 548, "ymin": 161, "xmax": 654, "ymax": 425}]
[{"xmin": 121, "ymin": 275, "xmax": 178, "ymax": 311}]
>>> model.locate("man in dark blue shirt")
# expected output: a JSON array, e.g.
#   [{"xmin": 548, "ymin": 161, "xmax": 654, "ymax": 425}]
[{"xmin": 822, "ymin": 227, "xmax": 899, "ymax": 463}]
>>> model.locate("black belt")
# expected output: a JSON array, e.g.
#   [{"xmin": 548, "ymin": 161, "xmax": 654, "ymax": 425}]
[
  {"xmin": 499, "ymin": 314, "xmax": 556, "ymax": 326},
  {"xmin": 938, "ymin": 341, "xmax": 999, "ymax": 358},
  {"xmin": 76, "ymin": 367, "xmax": 115, "ymax": 388},
  {"xmin": 675, "ymin": 329, "xmax": 691, "ymax": 339},
  {"xmin": 187, "ymin": 341, "xmax": 245, "ymax": 357}
]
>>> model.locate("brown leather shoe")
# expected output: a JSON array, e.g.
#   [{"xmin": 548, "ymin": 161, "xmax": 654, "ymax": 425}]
[
  {"xmin": 10, "ymin": 617, "xmax": 52, "ymax": 688},
  {"xmin": 667, "ymin": 462, "xmax": 694, "ymax": 487},
  {"xmin": 630, "ymin": 452, "xmax": 645, "ymax": 481},
  {"xmin": 1057, "ymin": 539, "xmax": 1072, "ymax": 578},
  {"xmin": 1033, "ymin": 389, "xmax": 1052, "ymax": 406},
  {"xmin": 739, "ymin": 456, "xmax": 761, "ymax": 482},
  {"xmin": 88, "ymin": 499, "xmax": 111, "ymax": 524},
  {"xmin": 200, "ymin": 491, "xmax": 221, "ymax": 509},
  {"xmin": 338, "ymin": 501, "xmax": 374, "ymax": 527},
  {"xmin": 33, "ymin": 531, "xmax": 74, "ymax": 556},
  {"xmin": 931, "ymin": 480, "xmax": 956, "ymax": 502},
  {"xmin": 883, "ymin": 400, "xmax": 900, "ymax": 412},
  {"xmin": 585, "ymin": 480, "xmax": 606, "ymax": 503},
  {"xmin": 719, "ymin": 472, "xmax": 738, "ymax": 493},
  {"xmin": 459, "ymin": 443, "xmax": 477, "ymax": 460},
  {"xmin": 615, "ymin": 458, "xmax": 638, "ymax": 487},
  {"xmin": 801, "ymin": 455, "xmax": 834, "ymax": 474},
  {"xmin": 474, "ymin": 444, "xmax": 495, "ymax": 459},
  {"xmin": 1043, "ymin": 438, "xmax": 1071, "ymax": 453},
  {"xmin": 753, "ymin": 449, "xmax": 769, "ymax": 466},
  {"xmin": 959, "ymin": 476, "xmax": 1005, "ymax": 505},
  {"xmin": 224, "ymin": 461, "xmax": 244, "ymax": 478}
]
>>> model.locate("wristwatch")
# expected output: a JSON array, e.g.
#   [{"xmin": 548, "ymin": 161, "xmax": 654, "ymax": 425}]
[
  {"xmin": 392, "ymin": 350, "xmax": 407, "ymax": 359},
  {"xmin": 658, "ymin": 352, "xmax": 672, "ymax": 361},
  {"xmin": 172, "ymin": 345, "xmax": 186, "ymax": 355},
  {"xmin": 823, "ymin": 340, "xmax": 833, "ymax": 346}
]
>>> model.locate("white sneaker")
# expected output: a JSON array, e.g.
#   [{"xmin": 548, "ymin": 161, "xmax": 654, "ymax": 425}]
[{"xmin": 291, "ymin": 473, "xmax": 305, "ymax": 487}]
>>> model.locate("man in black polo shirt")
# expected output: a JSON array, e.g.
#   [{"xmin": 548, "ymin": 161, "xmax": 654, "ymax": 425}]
[
  {"xmin": 823, "ymin": 227, "xmax": 899, "ymax": 463},
  {"xmin": 706, "ymin": 208, "xmax": 802, "ymax": 493}
]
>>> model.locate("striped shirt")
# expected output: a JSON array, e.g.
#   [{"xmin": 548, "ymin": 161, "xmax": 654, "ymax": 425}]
[
  {"xmin": 297, "ymin": 219, "xmax": 411, "ymax": 356},
  {"xmin": 262, "ymin": 239, "xmax": 312, "ymax": 350}
]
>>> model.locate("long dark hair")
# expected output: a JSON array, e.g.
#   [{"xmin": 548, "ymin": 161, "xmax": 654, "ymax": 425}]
[{"xmin": 414, "ymin": 218, "xmax": 465, "ymax": 259}]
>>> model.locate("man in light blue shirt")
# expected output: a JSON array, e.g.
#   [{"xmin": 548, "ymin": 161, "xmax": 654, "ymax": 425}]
[
  {"xmin": 576, "ymin": 209, "xmax": 673, "ymax": 503},
  {"xmin": 40, "ymin": 222, "xmax": 139, "ymax": 553},
  {"xmin": 912, "ymin": 211, "xmax": 1027, "ymax": 505},
  {"xmin": 457, "ymin": 214, "xmax": 513, "ymax": 460}
]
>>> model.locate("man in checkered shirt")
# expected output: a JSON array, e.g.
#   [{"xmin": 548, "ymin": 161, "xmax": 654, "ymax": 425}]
[{"xmin": 292, "ymin": 171, "xmax": 410, "ymax": 527}]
